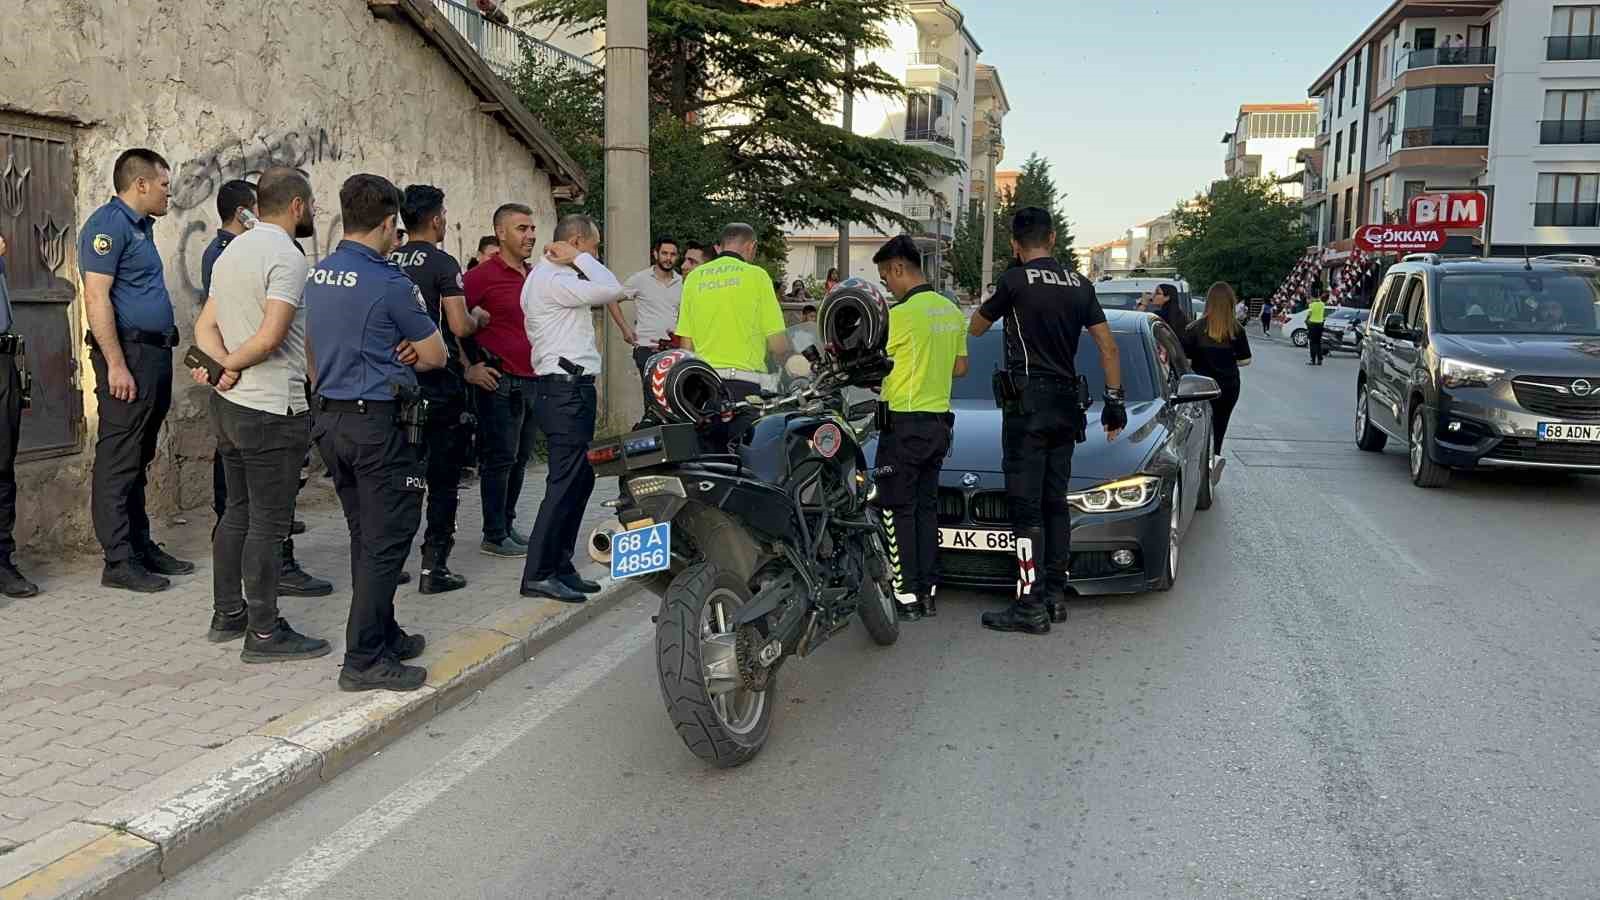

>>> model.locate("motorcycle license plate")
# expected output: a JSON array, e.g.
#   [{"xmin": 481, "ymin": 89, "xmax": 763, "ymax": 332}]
[
  {"xmin": 938, "ymin": 528, "xmax": 1015, "ymax": 554},
  {"xmin": 1537, "ymin": 422, "xmax": 1600, "ymax": 442},
  {"xmin": 610, "ymin": 522, "xmax": 671, "ymax": 580}
]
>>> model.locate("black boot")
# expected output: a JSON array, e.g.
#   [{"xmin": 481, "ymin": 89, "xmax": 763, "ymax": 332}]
[
  {"xmin": 981, "ymin": 603, "xmax": 1050, "ymax": 635},
  {"xmin": 278, "ymin": 538, "xmax": 334, "ymax": 597},
  {"xmin": 922, "ymin": 586, "xmax": 938, "ymax": 618},
  {"xmin": 0, "ymin": 559, "xmax": 38, "ymax": 598},
  {"xmin": 420, "ymin": 543, "xmax": 467, "ymax": 595}
]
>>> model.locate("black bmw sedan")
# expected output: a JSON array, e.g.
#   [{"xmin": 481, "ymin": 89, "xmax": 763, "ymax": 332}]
[{"xmin": 926, "ymin": 309, "xmax": 1221, "ymax": 594}]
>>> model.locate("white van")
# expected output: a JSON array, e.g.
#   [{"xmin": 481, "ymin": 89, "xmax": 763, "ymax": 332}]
[{"xmin": 1092, "ymin": 277, "xmax": 1194, "ymax": 314}]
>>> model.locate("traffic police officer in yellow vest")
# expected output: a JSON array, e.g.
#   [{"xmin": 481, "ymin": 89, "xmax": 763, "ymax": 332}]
[
  {"xmin": 871, "ymin": 235, "xmax": 968, "ymax": 621},
  {"xmin": 675, "ymin": 222, "xmax": 789, "ymax": 447}
]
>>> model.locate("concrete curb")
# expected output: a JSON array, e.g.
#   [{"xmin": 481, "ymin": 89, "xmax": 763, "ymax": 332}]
[{"xmin": 0, "ymin": 577, "xmax": 646, "ymax": 900}]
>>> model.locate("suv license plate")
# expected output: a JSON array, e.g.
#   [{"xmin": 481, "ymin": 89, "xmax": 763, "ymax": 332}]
[
  {"xmin": 938, "ymin": 528, "xmax": 1015, "ymax": 553},
  {"xmin": 1537, "ymin": 422, "xmax": 1600, "ymax": 442}
]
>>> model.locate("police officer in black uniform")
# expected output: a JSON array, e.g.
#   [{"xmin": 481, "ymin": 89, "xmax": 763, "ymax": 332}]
[
  {"xmin": 305, "ymin": 174, "xmax": 448, "ymax": 692},
  {"xmin": 970, "ymin": 207, "xmax": 1127, "ymax": 635},
  {"xmin": 391, "ymin": 184, "xmax": 490, "ymax": 595}
]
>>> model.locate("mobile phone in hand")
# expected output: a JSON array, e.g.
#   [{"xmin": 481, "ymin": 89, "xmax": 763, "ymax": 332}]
[{"xmin": 183, "ymin": 345, "xmax": 224, "ymax": 386}]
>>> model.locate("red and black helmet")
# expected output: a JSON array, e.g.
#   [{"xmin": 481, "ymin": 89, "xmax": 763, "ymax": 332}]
[
  {"xmin": 644, "ymin": 350, "xmax": 725, "ymax": 425},
  {"xmin": 817, "ymin": 277, "xmax": 891, "ymax": 364}
]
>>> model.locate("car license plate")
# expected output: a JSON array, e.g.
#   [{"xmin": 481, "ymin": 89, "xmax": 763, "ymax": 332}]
[
  {"xmin": 938, "ymin": 528, "xmax": 1015, "ymax": 553},
  {"xmin": 1537, "ymin": 422, "xmax": 1600, "ymax": 442},
  {"xmin": 610, "ymin": 522, "xmax": 671, "ymax": 580}
]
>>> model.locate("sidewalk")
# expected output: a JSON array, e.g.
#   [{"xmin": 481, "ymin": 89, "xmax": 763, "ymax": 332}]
[{"xmin": 0, "ymin": 462, "xmax": 628, "ymax": 896}]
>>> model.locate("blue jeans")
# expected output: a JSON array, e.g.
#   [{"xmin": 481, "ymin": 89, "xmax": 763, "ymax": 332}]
[{"xmin": 475, "ymin": 375, "xmax": 538, "ymax": 542}]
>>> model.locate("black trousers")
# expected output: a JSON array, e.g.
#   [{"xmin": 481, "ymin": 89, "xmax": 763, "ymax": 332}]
[
  {"xmin": 0, "ymin": 357, "xmax": 21, "ymax": 564},
  {"xmin": 211, "ymin": 395, "xmax": 308, "ymax": 631},
  {"xmin": 1261, "ymin": 314, "xmax": 1272, "ymax": 335},
  {"xmin": 633, "ymin": 346, "xmax": 661, "ymax": 424},
  {"xmin": 1308, "ymin": 323, "xmax": 1325, "ymax": 362},
  {"xmin": 91, "ymin": 340, "xmax": 172, "ymax": 564},
  {"xmin": 475, "ymin": 375, "xmax": 538, "ymax": 543},
  {"xmin": 1002, "ymin": 378, "xmax": 1077, "ymax": 613},
  {"xmin": 522, "ymin": 379, "xmax": 596, "ymax": 583},
  {"xmin": 419, "ymin": 393, "xmax": 466, "ymax": 552},
  {"xmin": 1210, "ymin": 376, "xmax": 1240, "ymax": 454},
  {"xmin": 313, "ymin": 408, "xmax": 424, "ymax": 671},
  {"xmin": 874, "ymin": 412, "xmax": 951, "ymax": 600}
]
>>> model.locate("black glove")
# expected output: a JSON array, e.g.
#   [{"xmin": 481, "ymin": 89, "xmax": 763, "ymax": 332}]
[{"xmin": 1101, "ymin": 387, "xmax": 1128, "ymax": 433}]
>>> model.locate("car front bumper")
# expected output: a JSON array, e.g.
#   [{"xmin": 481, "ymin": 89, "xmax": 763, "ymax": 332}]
[
  {"xmin": 935, "ymin": 497, "xmax": 1170, "ymax": 595},
  {"xmin": 1426, "ymin": 389, "xmax": 1600, "ymax": 472}
]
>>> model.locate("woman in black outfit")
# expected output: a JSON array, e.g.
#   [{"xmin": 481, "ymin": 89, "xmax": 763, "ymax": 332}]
[
  {"xmin": 1181, "ymin": 282, "xmax": 1252, "ymax": 454},
  {"xmin": 1139, "ymin": 282, "xmax": 1192, "ymax": 335}
]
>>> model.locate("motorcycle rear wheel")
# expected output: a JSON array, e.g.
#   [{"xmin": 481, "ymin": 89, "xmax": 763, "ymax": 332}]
[{"xmin": 656, "ymin": 562, "xmax": 774, "ymax": 768}]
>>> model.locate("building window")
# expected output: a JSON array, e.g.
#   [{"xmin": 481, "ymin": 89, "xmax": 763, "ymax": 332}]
[
  {"xmin": 1330, "ymin": 193, "xmax": 1341, "ymax": 241},
  {"xmin": 905, "ymin": 91, "xmax": 951, "ymax": 146},
  {"xmin": 1348, "ymin": 122, "xmax": 1358, "ymax": 172},
  {"xmin": 1337, "ymin": 68, "xmax": 1346, "ymax": 110},
  {"xmin": 1536, "ymin": 173, "xmax": 1600, "ymax": 226},
  {"xmin": 1333, "ymin": 132, "xmax": 1343, "ymax": 178},
  {"xmin": 1399, "ymin": 86, "xmax": 1492, "ymax": 147},
  {"xmin": 963, "ymin": 48, "xmax": 971, "ymax": 84},
  {"xmin": 1352, "ymin": 53, "xmax": 1362, "ymax": 109},
  {"xmin": 1541, "ymin": 89, "xmax": 1600, "ymax": 143},
  {"xmin": 1343, "ymin": 187, "xmax": 1354, "ymax": 239},
  {"xmin": 1404, "ymin": 180, "xmax": 1427, "ymax": 206},
  {"xmin": 815, "ymin": 244, "xmax": 838, "ymax": 276},
  {"xmin": 1550, "ymin": 6, "xmax": 1600, "ymax": 60}
]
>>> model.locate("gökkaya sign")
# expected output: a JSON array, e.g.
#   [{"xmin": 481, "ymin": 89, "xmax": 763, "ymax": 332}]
[{"xmin": 1354, "ymin": 225, "xmax": 1447, "ymax": 253}]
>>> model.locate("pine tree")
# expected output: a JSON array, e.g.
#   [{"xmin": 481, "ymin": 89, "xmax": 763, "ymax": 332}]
[
  {"xmin": 950, "ymin": 153, "xmax": 1078, "ymax": 295},
  {"xmin": 520, "ymin": 0, "xmax": 963, "ymax": 236}
]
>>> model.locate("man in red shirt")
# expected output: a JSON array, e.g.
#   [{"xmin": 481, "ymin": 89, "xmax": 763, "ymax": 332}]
[{"xmin": 463, "ymin": 203, "xmax": 539, "ymax": 557}]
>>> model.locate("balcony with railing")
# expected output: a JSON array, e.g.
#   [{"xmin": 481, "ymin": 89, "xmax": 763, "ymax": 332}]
[
  {"xmin": 1402, "ymin": 46, "xmax": 1496, "ymax": 70},
  {"xmin": 433, "ymin": 0, "xmax": 598, "ymax": 79},
  {"xmin": 908, "ymin": 51, "xmax": 958, "ymax": 75},
  {"xmin": 903, "ymin": 202, "xmax": 953, "ymax": 239},
  {"xmin": 1540, "ymin": 120, "xmax": 1600, "ymax": 144},
  {"xmin": 904, "ymin": 128, "xmax": 958, "ymax": 157},
  {"xmin": 1399, "ymin": 124, "xmax": 1489, "ymax": 148},
  {"xmin": 1547, "ymin": 34, "xmax": 1600, "ymax": 61}
]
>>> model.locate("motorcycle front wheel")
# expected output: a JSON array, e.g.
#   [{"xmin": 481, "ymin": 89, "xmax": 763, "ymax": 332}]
[{"xmin": 656, "ymin": 561, "xmax": 773, "ymax": 768}]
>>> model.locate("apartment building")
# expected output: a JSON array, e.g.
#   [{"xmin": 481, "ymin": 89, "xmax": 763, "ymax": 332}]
[
  {"xmin": 970, "ymin": 64, "xmax": 1012, "ymax": 222},
  {"xmin": 784, "ymin": 0, "xmax": 984, "ymax": 287},
  {"xmin": 1221, "ymin": 103, "xmax": 1320, "ymax": 198},
  {"xmin": 1306, "ymin": 0, "xmax": 1600, "ymax": 264}
]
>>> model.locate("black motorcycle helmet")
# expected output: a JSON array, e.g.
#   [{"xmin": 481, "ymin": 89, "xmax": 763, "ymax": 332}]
[
  {"xmin": 643, "ymin": 350, "xmax": 725, "ymax": 425},
  {"xmin": 817, "ymin": 277, "xmax": 891, "ymax": 368}
]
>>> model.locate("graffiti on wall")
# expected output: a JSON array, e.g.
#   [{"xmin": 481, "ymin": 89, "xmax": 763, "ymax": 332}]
[{"xmin": 169, "ymin": 123, "xmax": 359, "ymax": 300}]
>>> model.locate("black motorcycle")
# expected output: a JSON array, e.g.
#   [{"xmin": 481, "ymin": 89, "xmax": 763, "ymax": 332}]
[{"xmin": 587, "ymin": 359, "xmax": 898, "ymax": 768}]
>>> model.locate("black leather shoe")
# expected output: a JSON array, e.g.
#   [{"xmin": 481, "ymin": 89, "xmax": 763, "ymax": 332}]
[
  {"xmin": 390, "ymin": 632, "xmax": 427, "ymax": 661},
  {"xmin": 897, "ymin": 599, "xmax": 925, "ymax": 622},
  {"xmin": 1045, "ymin": 600, "xmax": 1068, "ymax": 624},
  {"xmin": 521, "ymin": 578, "xmax": 586, "ymax": 603},
  {"xmin": 140, "ymin": 544, "xmax": 195, "ymax": 576},
  {"xmin": 508, "ymin": 528, "xmax": 530, "ymax": 547},
  {"xmin": 241, "ymin": 618, "xmax": 332, "ymax": 663},
  {"xmin": 420, "ymin": 568, "xmax": 467, "ymax": 595},
  {"xmin": 0, "ymin": 561, "xmax": 38, "ymax": 598},
  {"xmin": 397, "ymin": 571, "xmax": 412, "ymax": 585},
  {"xmin": 102, "ymin": 561, "xmax": 170, "ymax": 594},
  {"xmin": 290, "ymin": 519, "xmax": 308, "ymax": 536},
  {"xmin": 207, "ymin": 609, "xmax": 247, "ymax": 643},
  {"xmin": 339, "ymin": 658, "xmax": 427, "ymax": 692},
  {"xmin": 557, "ymin": 572, "xmax": 601, "ymax": 594},
  {"xmin": 981, "ymin": 606, "xmax": 1050, "ymax": 635},
  {"xmin": 922, "ymin": 591, "xmax": 937, "ymax": 618},
  {"xmin": 278, "ymin": 559, "xmax": 334, "ymax": 597},
  {"xmin": 479, "ymin": 538, "xmax": 526, "ymax": 558}
]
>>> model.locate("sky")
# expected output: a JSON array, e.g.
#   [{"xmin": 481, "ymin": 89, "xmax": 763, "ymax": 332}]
[{"xmin": 958, "ymin": 1, "xmax": 1389, "ymax": 247}]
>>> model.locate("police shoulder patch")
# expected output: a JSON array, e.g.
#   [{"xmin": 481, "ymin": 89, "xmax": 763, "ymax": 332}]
[
  {"xmin": 414, "ymin": 285, "xmax": 426, "ymax": 311},
  {"xmin": 455, "ymin": 273, "xmax": 464, "ymax": 290},
  {"xmin": 92, "ymin": 234, "xmax": 113, "ymax": 256}
]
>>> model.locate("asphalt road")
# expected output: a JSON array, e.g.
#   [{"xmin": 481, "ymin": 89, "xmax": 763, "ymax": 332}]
[{"xmin": 153, "ymin": 337, "xmax": 1600, "ymax": 900}]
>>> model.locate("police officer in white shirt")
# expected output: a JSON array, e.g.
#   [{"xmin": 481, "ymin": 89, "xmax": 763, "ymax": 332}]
[
  {"xmin": 518, "ymin": 214, "xmax": 631, "ymax": 602},
  {"xmin": 622, "ymin": 236, "xmax": 683, "ymax": 424}
]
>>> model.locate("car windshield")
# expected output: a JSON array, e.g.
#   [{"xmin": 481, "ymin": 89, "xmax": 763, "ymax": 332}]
[
  {"xmin": 953, "ymin": 328, "xmax": 1157, "ymax": 403},
  {"xmin": 1436, "ymin": 271, "xmax": 1600, "ymax": 335},
  {"xmin": 1095, "ymin": 291, "xmax": 1144, "ymax": 310}
]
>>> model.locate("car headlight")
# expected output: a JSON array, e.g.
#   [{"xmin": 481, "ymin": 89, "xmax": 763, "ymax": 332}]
[
  {"xmin": 1438, "ymin": 357, "xmax": 1505, "ymax": 389},
  {"xmin": 1067, "ymin": 475, "xmax": 1161, "ymax": 514}
]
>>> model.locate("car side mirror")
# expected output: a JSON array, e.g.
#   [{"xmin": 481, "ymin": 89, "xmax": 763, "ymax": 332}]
[
  {"xmin": 1383, "ymin": 313, "xmax": 1411, "ymax": 341},
  {"xmin": 1174, "ymin": 373, "xmax": 1222, "ymax": 404}
]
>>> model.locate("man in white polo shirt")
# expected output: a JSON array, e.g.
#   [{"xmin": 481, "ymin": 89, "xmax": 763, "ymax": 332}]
[
  {"xmin": 190, "ymin": 167, "xmax": 329, "ymax": 663},
  {"xmin": 623, "ymin": 235, "xmax": 682, "ymax": 422}
]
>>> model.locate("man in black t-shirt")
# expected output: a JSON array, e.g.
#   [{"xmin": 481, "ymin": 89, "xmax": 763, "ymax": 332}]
[
  {"xmin": 392, "ymin": 185, "xmax": 491, "ymax": 595},
  {"xmin": 970, "ymin": 207, "xmax": 1127, "ymax": 635}
]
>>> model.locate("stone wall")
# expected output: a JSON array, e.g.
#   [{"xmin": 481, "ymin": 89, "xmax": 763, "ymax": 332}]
[{"xmin": 0, "ymin": 0, "xmax": 560, "ymax": 551}]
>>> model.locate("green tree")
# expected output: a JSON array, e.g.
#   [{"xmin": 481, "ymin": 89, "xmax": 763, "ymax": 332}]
[
  {"xmin": 1168, "ymin": 178, "xmax": 1308, "ymax": 299},
  {"xmin": 520, "ymin": 0, "xmax": 962, "ymax": 236},
  {"xmin": 950, "ymin": 152, "xmax": 1078, "ymax": 295}
]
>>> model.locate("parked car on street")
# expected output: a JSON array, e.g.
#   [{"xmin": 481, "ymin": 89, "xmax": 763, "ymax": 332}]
[
  {"xmin": 1354, "ymin": 255, "xmax": 1600, "ymax": 487},
  {"xmin": 1093, "ymin": 277, "xmax": 1194, "ymax": 313},
  {"xmin": 869, "ymin": 309, "xmax": 1221, "ymax": 594}
]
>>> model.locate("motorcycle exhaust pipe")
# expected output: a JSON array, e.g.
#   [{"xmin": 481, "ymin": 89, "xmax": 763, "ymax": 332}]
[{"xmin": 588, "ymin": 526, "xmax": 617, "ymax": 564}]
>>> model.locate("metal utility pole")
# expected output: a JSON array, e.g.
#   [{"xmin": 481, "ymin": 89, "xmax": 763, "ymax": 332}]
[
  {"xmin": 603, "ymin": 0, "xmax": 648, "ymax": 430},
  {"xmin": 836, "ymin": 43, "xmax": 854, "ymax": 281},
  {"xmin": 979, "ymin": 116, "xmax": 1000, "ymax": 298}
]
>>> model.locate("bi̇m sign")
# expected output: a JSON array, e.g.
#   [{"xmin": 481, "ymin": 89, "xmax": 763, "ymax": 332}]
[{"xmin": 1407, "ymin": 191, "xmax": 1489, "ymax": 229}]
